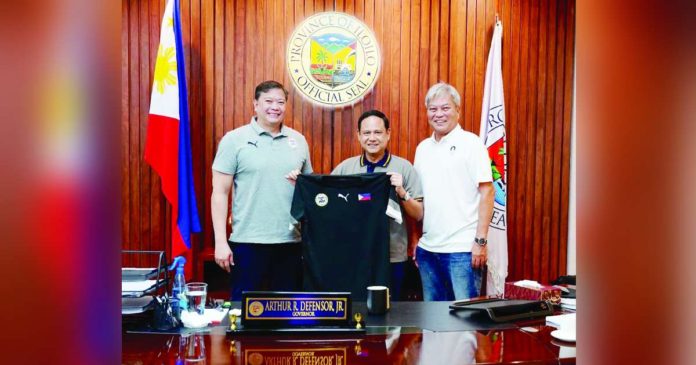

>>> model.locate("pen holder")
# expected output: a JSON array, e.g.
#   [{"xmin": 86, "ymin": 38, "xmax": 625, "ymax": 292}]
[{"xmin": 152, "ymin": 295, "xmax": 180, "ymax": 330}]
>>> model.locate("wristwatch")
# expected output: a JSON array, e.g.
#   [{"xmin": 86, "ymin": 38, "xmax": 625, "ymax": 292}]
[
  {"xmin": 474, "ymin": 237, "xmax": 488, "ymax": 246},
  {"xmin": 401, "ymin": 191, "xmax": 412, "ymax": 201}
]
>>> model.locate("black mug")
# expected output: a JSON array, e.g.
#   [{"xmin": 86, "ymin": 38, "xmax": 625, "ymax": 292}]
[{"xmin": 367, "ymin": 286, "xmax": 390, "ymax": 315}]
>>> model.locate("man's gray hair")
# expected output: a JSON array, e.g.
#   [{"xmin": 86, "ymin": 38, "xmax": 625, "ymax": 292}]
[{"xmin": 424, "ymin": 82, "xmax": 461, "ymax": 108}]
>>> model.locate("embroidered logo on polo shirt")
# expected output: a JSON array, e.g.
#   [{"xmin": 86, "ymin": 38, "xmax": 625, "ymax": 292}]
[
  {"xmin": 337, "ymin": 193, "xmax": 349, "ymax": 202},
  {"xmin": 357, "ymin": 193, "xmax": 371, "ymax": 201},
  {"xmin": 450, "ymin": 145, "xmax": 456, "ymax": 152},
  {"xmin": 287, "ymin": 137, "xmax": 298, "ymax": 149},
  {"xmin": 315, "ymin": 193, "xmax": 329, "ymax": 207},
  {"xmin": 247, "ymin": 140, "xmax": 258, "ymax": 148}
]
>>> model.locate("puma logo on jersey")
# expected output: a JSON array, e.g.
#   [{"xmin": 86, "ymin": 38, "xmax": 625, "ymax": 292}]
[
  {"xmin": 338, "ymin": 193, "xmax": 350, "ymax": 202},
  {"xmin": 247, "ymin": 141, "xmax": 258, "ymax": 147}
]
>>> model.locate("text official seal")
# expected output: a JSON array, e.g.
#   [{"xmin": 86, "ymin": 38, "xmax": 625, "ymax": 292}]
[{"xmin": 287, "ymin": 12, "xmax": 381, "ymax": 108}]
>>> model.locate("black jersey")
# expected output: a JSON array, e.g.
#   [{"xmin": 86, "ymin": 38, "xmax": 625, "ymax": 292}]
[{"xmin": 291, "ymin": 173, "xmax": 401, "ymax": 300}]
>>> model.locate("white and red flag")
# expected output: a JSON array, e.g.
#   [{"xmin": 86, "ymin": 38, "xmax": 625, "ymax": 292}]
[{"xmin": 479, "ymin": 20, "xmax": 508, "ymax": 296}]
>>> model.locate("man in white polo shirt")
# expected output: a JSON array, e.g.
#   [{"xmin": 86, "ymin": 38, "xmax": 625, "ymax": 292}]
[{"xmin": 414, "ymin": 82, "xmax": 494, "ymax": 301}]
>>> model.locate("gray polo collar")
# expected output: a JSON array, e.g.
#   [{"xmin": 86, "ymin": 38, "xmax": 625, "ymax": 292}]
[
  {"xmin": 360, "ymin": 150, "xmax": 392, "ymax": 168},
  {"xmin": 250, "ymin": 117, "xmax": 287, "ymax": 137}
]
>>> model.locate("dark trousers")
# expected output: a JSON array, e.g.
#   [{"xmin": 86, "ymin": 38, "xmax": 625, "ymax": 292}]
[
  {"xmin": 229, "ymin": 242, "xmax": 302, "ymax": 300},
  {"xmin": 390, "ymin": 261, "xmax": 406, "ymax": 301}
]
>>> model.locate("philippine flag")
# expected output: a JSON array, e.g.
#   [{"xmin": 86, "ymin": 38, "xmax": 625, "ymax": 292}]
[
  {"xmin": 358, "ymin": 193, "xmax": 372, "ymax": 201},
  {"xmin": 144, "ymin": 0, "xmax": 201, "ymax": 260}
]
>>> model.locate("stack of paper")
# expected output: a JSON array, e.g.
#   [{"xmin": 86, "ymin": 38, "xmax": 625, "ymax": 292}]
[
  {"xmin": 560, "ymin": 298, "xmax": 576, "ymax": 311},
  {"xmin": 122, "ymin": 280, "xmax": 158, "ymax": 293},
  {"xmin": 546, "ymin": 313, "xmax": 576, "ymax": 329}
]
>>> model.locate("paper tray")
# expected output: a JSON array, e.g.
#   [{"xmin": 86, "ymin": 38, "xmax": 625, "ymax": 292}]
[
  {"xmin": 122, "ymin": 295, "xmax": 155, "ymax": 315},
  {"xmin": 122, "ymin": 267, "xmax": 159, "ymax": 281}
]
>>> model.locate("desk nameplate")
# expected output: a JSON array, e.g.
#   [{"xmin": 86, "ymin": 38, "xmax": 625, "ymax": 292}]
[{"xmin": 229, "ymin": 291, "xmax": 364, "ymax": 334}]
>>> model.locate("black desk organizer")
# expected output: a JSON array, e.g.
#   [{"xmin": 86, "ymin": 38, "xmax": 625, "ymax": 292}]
[
  {"xmin": 449, "ymin": 298, "xmax": 553, "ymax": 323},
  {"xmin": 122, "ymin": 250, "xmax": 169, "ymax": 315}
]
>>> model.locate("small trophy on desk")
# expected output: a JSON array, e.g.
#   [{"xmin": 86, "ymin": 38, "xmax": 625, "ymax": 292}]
[
  {"xmin": 353, "ymin": 312, "xmax": 363, "ymax": 329},
  {"xmin": 228, "ymin": 309, "xmax": 241, "ymax": 331}
]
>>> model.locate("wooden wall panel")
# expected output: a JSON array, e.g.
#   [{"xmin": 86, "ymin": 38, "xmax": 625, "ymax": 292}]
[{"xmin": 122, "ymin": 0, "xmax": 576, "ymax": 285}]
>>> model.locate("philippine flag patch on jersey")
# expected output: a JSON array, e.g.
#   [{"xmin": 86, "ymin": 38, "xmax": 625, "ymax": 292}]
[{"xmin": 358, "ymin": 193, "xmax": 371, "ymax": 201}]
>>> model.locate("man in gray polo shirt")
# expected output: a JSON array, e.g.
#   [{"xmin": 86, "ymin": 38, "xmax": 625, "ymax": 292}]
[
  {"xmin": 211, "ymin": 80, "xmax": 312, "ymax": 300},
  {"xmin": 332, "ymin": 109, "xmax": 423, "ymax": 300}
]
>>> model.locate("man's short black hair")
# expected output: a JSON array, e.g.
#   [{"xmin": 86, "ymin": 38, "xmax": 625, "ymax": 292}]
[
  {"xmin": 255, "ymin": 80, "xmax": 289, "ymax": 100},
  {"xmin": 357, "ymin": 109, "xmax": 390, "ymax": 131}
]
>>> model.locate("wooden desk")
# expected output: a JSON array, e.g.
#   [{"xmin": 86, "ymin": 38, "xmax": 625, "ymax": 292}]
[{"xmin": 123, "ymin": 301, "xmax": 576, "ymax": 364}]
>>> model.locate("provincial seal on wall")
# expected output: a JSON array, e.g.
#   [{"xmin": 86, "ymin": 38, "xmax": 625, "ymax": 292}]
[{"xmin": 286, "ymin": 12, "xmax": 381, "ymax": 108}]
